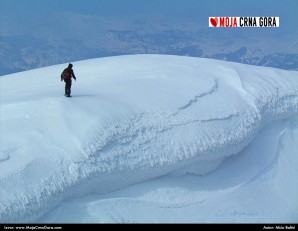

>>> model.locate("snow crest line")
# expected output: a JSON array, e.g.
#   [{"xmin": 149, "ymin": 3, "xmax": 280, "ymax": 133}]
[
  {"xmin": 173, "ymin": 79, "xmax": 218, "ymax": 115},
  {"xmin": 75, "ymin": 87, "xmax": 296, "ymax": 191}
]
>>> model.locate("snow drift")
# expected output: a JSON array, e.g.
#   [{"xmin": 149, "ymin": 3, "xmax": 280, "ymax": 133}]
[{"xmin": 0, "ymin": 55, "xmax": 297, "ymax": 223}]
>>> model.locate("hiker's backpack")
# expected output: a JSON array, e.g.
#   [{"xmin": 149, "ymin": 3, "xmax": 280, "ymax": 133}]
[{"xmin": 61, "ymin": 68, "xmax": 70, "ymax": 81}]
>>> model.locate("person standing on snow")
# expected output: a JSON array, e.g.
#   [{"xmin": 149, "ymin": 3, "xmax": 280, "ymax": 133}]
[{"xmin": 61, "ymin": 63, "xmax": 76, "ymax": 97}]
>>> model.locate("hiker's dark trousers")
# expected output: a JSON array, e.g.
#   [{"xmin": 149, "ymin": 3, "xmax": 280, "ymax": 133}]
[{"xmin": 65, "ymin": 79, "xmax": 72, "ymax": 95}]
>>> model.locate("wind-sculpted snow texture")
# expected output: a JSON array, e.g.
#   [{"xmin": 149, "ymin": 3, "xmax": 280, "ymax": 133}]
[{"xmin": 0, "ymin": 55, "xmax": 297, "ymax": 222}]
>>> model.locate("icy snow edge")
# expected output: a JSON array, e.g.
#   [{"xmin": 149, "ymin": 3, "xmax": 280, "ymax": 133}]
[{"xmin": 0, "ymin": 55, "xmax": 297, "ymax": 222}]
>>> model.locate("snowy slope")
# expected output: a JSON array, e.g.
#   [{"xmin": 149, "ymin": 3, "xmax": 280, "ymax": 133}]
[{"xmin": 0, "ymin": 55, "xmax": 297, "ymax": 223}]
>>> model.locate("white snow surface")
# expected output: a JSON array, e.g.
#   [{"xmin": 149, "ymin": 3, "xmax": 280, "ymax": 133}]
[{"xmin": 0, "ymin": 55, "xmax": 297, "ymax": 223}]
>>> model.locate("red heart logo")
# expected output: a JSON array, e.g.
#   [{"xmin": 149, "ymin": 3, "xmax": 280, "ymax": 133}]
[{"xmin": 210, "ymin": 17, "xmax": 218, "ymax": 27}]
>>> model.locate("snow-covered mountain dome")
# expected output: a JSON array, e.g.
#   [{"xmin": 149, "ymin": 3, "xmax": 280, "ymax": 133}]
[{"xmin": 0, "ymin": 55, "xmax": 297, "ymax": 223}]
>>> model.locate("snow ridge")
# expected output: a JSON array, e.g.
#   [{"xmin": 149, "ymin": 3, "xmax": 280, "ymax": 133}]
[{"xmin": 0, "ymin": 55, "xmax": 297, "ymax": 222}]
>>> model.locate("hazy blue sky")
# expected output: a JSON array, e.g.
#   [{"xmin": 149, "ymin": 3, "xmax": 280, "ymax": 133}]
[
  {"xmin": 1, "ymin": 0, "xmax": 297, "ymax": 34},
  {"xmin": 0, "ymin": 0, "xmax": 297, "ymax": 74},
  {"xmin": 1, "ymin": 0, "xmax": 297, "ymax": 19}
]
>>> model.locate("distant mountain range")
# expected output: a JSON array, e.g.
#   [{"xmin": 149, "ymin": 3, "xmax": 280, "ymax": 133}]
[{"xmin": 1, "ymin": 12, "xmax": 297, "ymax": 76}]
